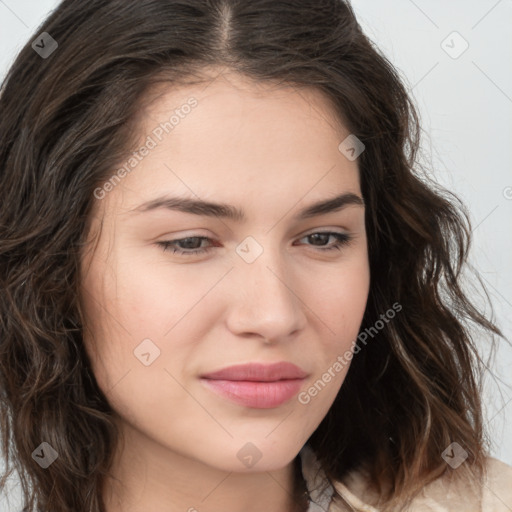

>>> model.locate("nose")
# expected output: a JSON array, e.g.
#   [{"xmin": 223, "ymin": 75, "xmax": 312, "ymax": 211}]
[{"xmin": 224, "ymin": 243, "xmax": 307, "ymax": 343}]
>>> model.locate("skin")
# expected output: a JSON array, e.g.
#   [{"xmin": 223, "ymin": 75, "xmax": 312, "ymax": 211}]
[{"xmin": 79, "ymin": 69, "xmax": 370, "ymax": 512}]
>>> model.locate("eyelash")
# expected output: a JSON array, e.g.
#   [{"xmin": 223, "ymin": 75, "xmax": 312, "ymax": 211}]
[{"xmin": 156, "ymin": 231, "xmax": 352, "ymax": 256}]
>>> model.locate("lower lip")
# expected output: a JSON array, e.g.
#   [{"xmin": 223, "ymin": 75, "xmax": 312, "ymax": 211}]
[{"xmin": 200, "ymin": 378, "xmax": 305, "ymax": 409}]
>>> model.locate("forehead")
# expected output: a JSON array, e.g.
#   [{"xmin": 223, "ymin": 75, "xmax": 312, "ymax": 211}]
[
  {"xmin": 140, "ymin": 69, "xmax": 346, "ymax": 130},
  {"xmin": 135, "ymin": 69, "xmax": 350, "ymax": 155},
  {"xmin": 102, "ymin": 70, "xmax": 361, "ymax": 216}
]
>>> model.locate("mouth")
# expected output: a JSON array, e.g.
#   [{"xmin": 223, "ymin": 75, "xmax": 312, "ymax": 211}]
[{"xmin": 200, "ymin": 361, "xmax": 308, "ymax": 381}]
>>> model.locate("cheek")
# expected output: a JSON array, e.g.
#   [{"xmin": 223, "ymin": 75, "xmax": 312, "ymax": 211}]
[
  {"xmin": 79, "ymin": 265, "xmax": 194, "ymax": 428},
  {"xmin": 114, "ymin": 249, "xmax": 219, "ymax": 332},
  {"xmin": 295, "ymin": 261, "xmax": 369, "ymax": 422},
  {"xmin": 299, "ymin": 260, "xmax": 369, "ymax": 411},
  {"xmin": 79, "ymin": 250, "xmax": 219, "ymax": 397},
  {"xmin": 307, "ymin": 251, "xmax": 370, "ymax": 344}
]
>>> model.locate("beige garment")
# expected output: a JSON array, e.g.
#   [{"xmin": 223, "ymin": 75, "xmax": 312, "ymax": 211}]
[{"xmin": 300, "ymin": 444, "xmax": 512, "ymax": 512}]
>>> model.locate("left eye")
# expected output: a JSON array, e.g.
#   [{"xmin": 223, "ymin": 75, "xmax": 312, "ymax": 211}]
[{"xmin": 156, "ymin": 231, "xmax": 352, "ymax": 256}]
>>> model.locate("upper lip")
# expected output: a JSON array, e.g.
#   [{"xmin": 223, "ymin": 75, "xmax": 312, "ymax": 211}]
[{"xmin": 201, "ymin": 362, "xmax": 308, "ymax": 381}]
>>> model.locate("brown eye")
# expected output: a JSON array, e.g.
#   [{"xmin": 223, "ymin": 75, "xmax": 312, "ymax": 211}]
[
  {"xmin": 297, "ymin": 231, "xmax": 352, "ymax": 251},
  {"xmin": 157, "ymin": 236, "xmax": 214, "ymax": 256}
]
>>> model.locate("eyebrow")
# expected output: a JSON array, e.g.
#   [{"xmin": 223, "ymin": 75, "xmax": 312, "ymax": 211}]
[{"xmin": 128, "ymin": 192, "xmax": 364, "ymax": 221}]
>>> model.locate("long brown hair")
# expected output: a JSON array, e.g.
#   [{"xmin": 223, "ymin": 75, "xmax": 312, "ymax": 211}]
[{"xmin": 0, "ymin": 1, "xmax": 504, "ymax": 511}]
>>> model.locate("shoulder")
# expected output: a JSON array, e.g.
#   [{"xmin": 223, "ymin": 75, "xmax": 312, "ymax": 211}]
[
  {"xmin": 420, "ymin": 456, "xmax": 512, "ymax": 511},
  {"xmin": 416, "ymin": 456, "xmax": 512, "ymax": 511},
  {"xmin": 476, "ymin": 457, "xmax": 512, "ymax": 510},
  {"xmin": 329, "ymin": 456, "xmax": 512, "ymax": 512}
]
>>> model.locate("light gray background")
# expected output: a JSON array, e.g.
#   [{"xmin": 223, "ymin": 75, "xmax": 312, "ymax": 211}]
[{"xmin": 1, "ymin": 0, "xmax": 511, "ymax": 510}]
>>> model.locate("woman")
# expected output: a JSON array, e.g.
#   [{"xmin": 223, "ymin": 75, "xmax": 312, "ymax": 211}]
[{"xmin": 1, "ymin": 1, "xmax": 511, "ymax": 511}]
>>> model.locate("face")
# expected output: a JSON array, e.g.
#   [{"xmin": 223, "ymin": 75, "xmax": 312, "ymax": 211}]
[{"xmin": 80, "ymin": 70, "xmax": 370, "ymax": 475}]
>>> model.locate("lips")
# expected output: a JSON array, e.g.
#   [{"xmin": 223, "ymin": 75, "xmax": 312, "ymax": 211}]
[
  {"xmin": 200, "ymin": 361, "xmax": 308, "ymax": 381},
  {"xmin": 200, "ymin": 362, "xmax": 309, "ymax": 409}
]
